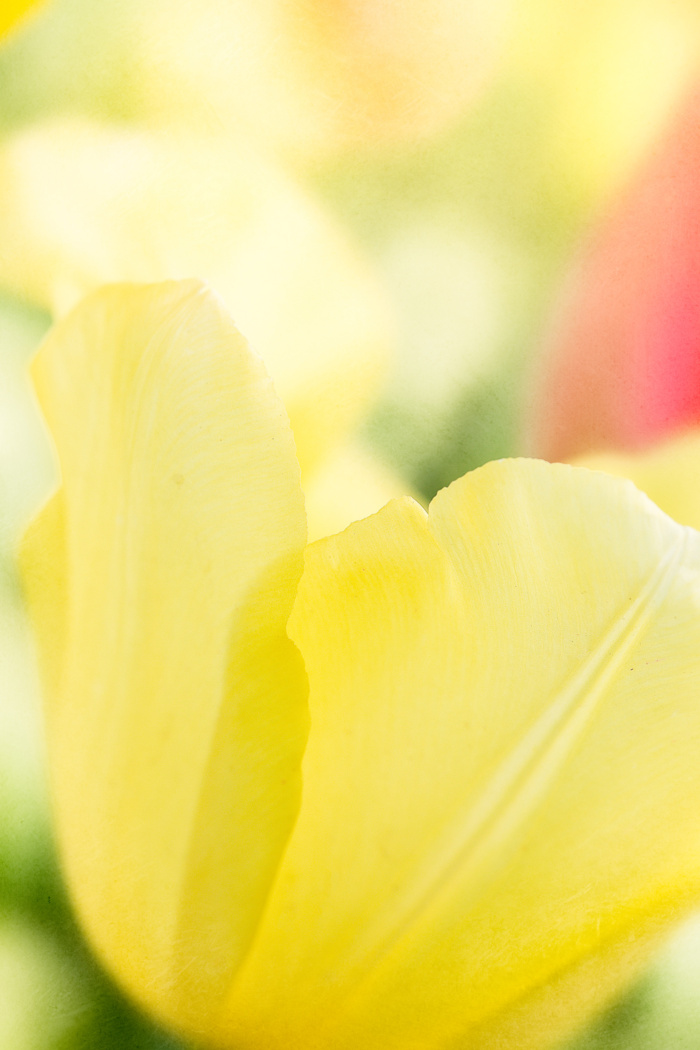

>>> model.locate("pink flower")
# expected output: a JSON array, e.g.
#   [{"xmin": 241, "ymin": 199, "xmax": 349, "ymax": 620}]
[{"xmin": 528, "ymin": 85, "xmax": 700, "ymax": 461}]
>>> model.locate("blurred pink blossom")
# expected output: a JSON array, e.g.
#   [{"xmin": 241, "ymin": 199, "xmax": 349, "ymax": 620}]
[{"xmin": 527, "ymin": 85, "xmax": 700, "ymax": 461}]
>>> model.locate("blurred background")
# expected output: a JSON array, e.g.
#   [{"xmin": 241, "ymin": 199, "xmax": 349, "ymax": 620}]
[{"xmin": 4, "ymin": 0, "xmax": 700, "ymax": 1046}]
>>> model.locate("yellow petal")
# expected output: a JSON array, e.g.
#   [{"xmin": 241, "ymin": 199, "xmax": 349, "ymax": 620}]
[
  {"xmin": 0, "ymin": 120, "xmax": 393, "ymax": 474},
  {"xmin": 21, "ymin": 281, "xmax": 308, "ymax": 1038},
  {"xmin": 304, "ymin": 440, "xmax": 421, "ymax": 543},
  {"xmin": 217, "ymin": 460, "xmax": 700, "ymax": 1050},
  {"xmin": 577, "ymin": 428, "xmax": 700, "ymax": 532},
  {"xmin": 20, "ymin": 491, "xmax": 65, "ymax": 702}
]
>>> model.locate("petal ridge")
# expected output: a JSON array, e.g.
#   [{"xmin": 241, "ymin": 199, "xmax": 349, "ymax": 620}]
[{"xmin": 318, "ymin": 522, "xmax": 689, "ymax": 1028}]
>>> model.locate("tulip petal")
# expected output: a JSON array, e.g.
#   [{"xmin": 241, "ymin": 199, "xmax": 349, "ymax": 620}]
[
  {"xmin": 21, "ymin": 281, "xmax": 308, "ymax": 1036},
  {"xmin": 218, "ymin": 460, "xmax": 700, "ymax": 1050},
  {"xmin": 21, "ymin": 491, "xmax": 65, "ymax": 701},
  {"xmin": 0, "ymin": 120, "xmax": 392, "ymax": 474}
]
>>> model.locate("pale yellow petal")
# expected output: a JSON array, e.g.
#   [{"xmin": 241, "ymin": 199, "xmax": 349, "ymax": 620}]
[
  {"xmin": 304, "ymin": 441, "xmax": 420, "ymax": 542},
  {"xmin": 576, "ymin": 428, "xmax": 700, "ymax": 531},
  {"xmin": 21, "ymin": 281, "xmax": 308, "ymax": 1038},
  {"xmin": 20, "ymin": 491, "xmax": 65, "ymax": 701},
  {"xmin": 216, "ymin": 460, "xmax": 700, "ymax": 1050},
  {"xmin": 0, "ymin": 120, "xmax": 393, "ymax": 474}
]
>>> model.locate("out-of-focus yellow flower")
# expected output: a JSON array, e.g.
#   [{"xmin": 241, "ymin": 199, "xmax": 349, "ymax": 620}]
[
  {"xmin": 22, "ymin": 279, "xmax": 700, "ymax": 1050},
  {"xmin": 0, "ymin": 119, "xmax": 410, "ymax": 539},
  {"xmin": 576, "ymin": 428, "xmax": 700, "ymax": 533},
  {"xmin": 508, "ymin": 0, "xmax": 700, "ymax": 206},
  {"xmin": 0, "ymin": 119, "xmax": 392, "ymax": 481},
  {"xmin": 0, "ymin": 0, "xmax": 39, "ymax": 39},
  {"xmin": 137, "ymin": 0, "xmax": 512, "ymax": 159}
]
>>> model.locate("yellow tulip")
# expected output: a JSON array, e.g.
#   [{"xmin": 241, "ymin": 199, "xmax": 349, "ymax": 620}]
[
  {"xmin": 0, "ymin": 119, "xmax": 392, "ymax": 481},
  {"xmin": 0, "ymin": 0, "xmax": 39, "ymax": 39},
  {"xmin": 138, "ymin": 0, "xmax": 512, "ymax": 159},
  {"xmin": 0, "ymin": 118, "xmax": 410, "ymax": 536},
  {"xmin": 22, "ymin": 280, "xmax": 700, "ymax": 1050}
]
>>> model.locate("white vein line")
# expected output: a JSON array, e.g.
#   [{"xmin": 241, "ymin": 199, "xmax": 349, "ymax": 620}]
[{"xmin": 331, "ymin": 531, "xmax": 687, "ymax": 1019}]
